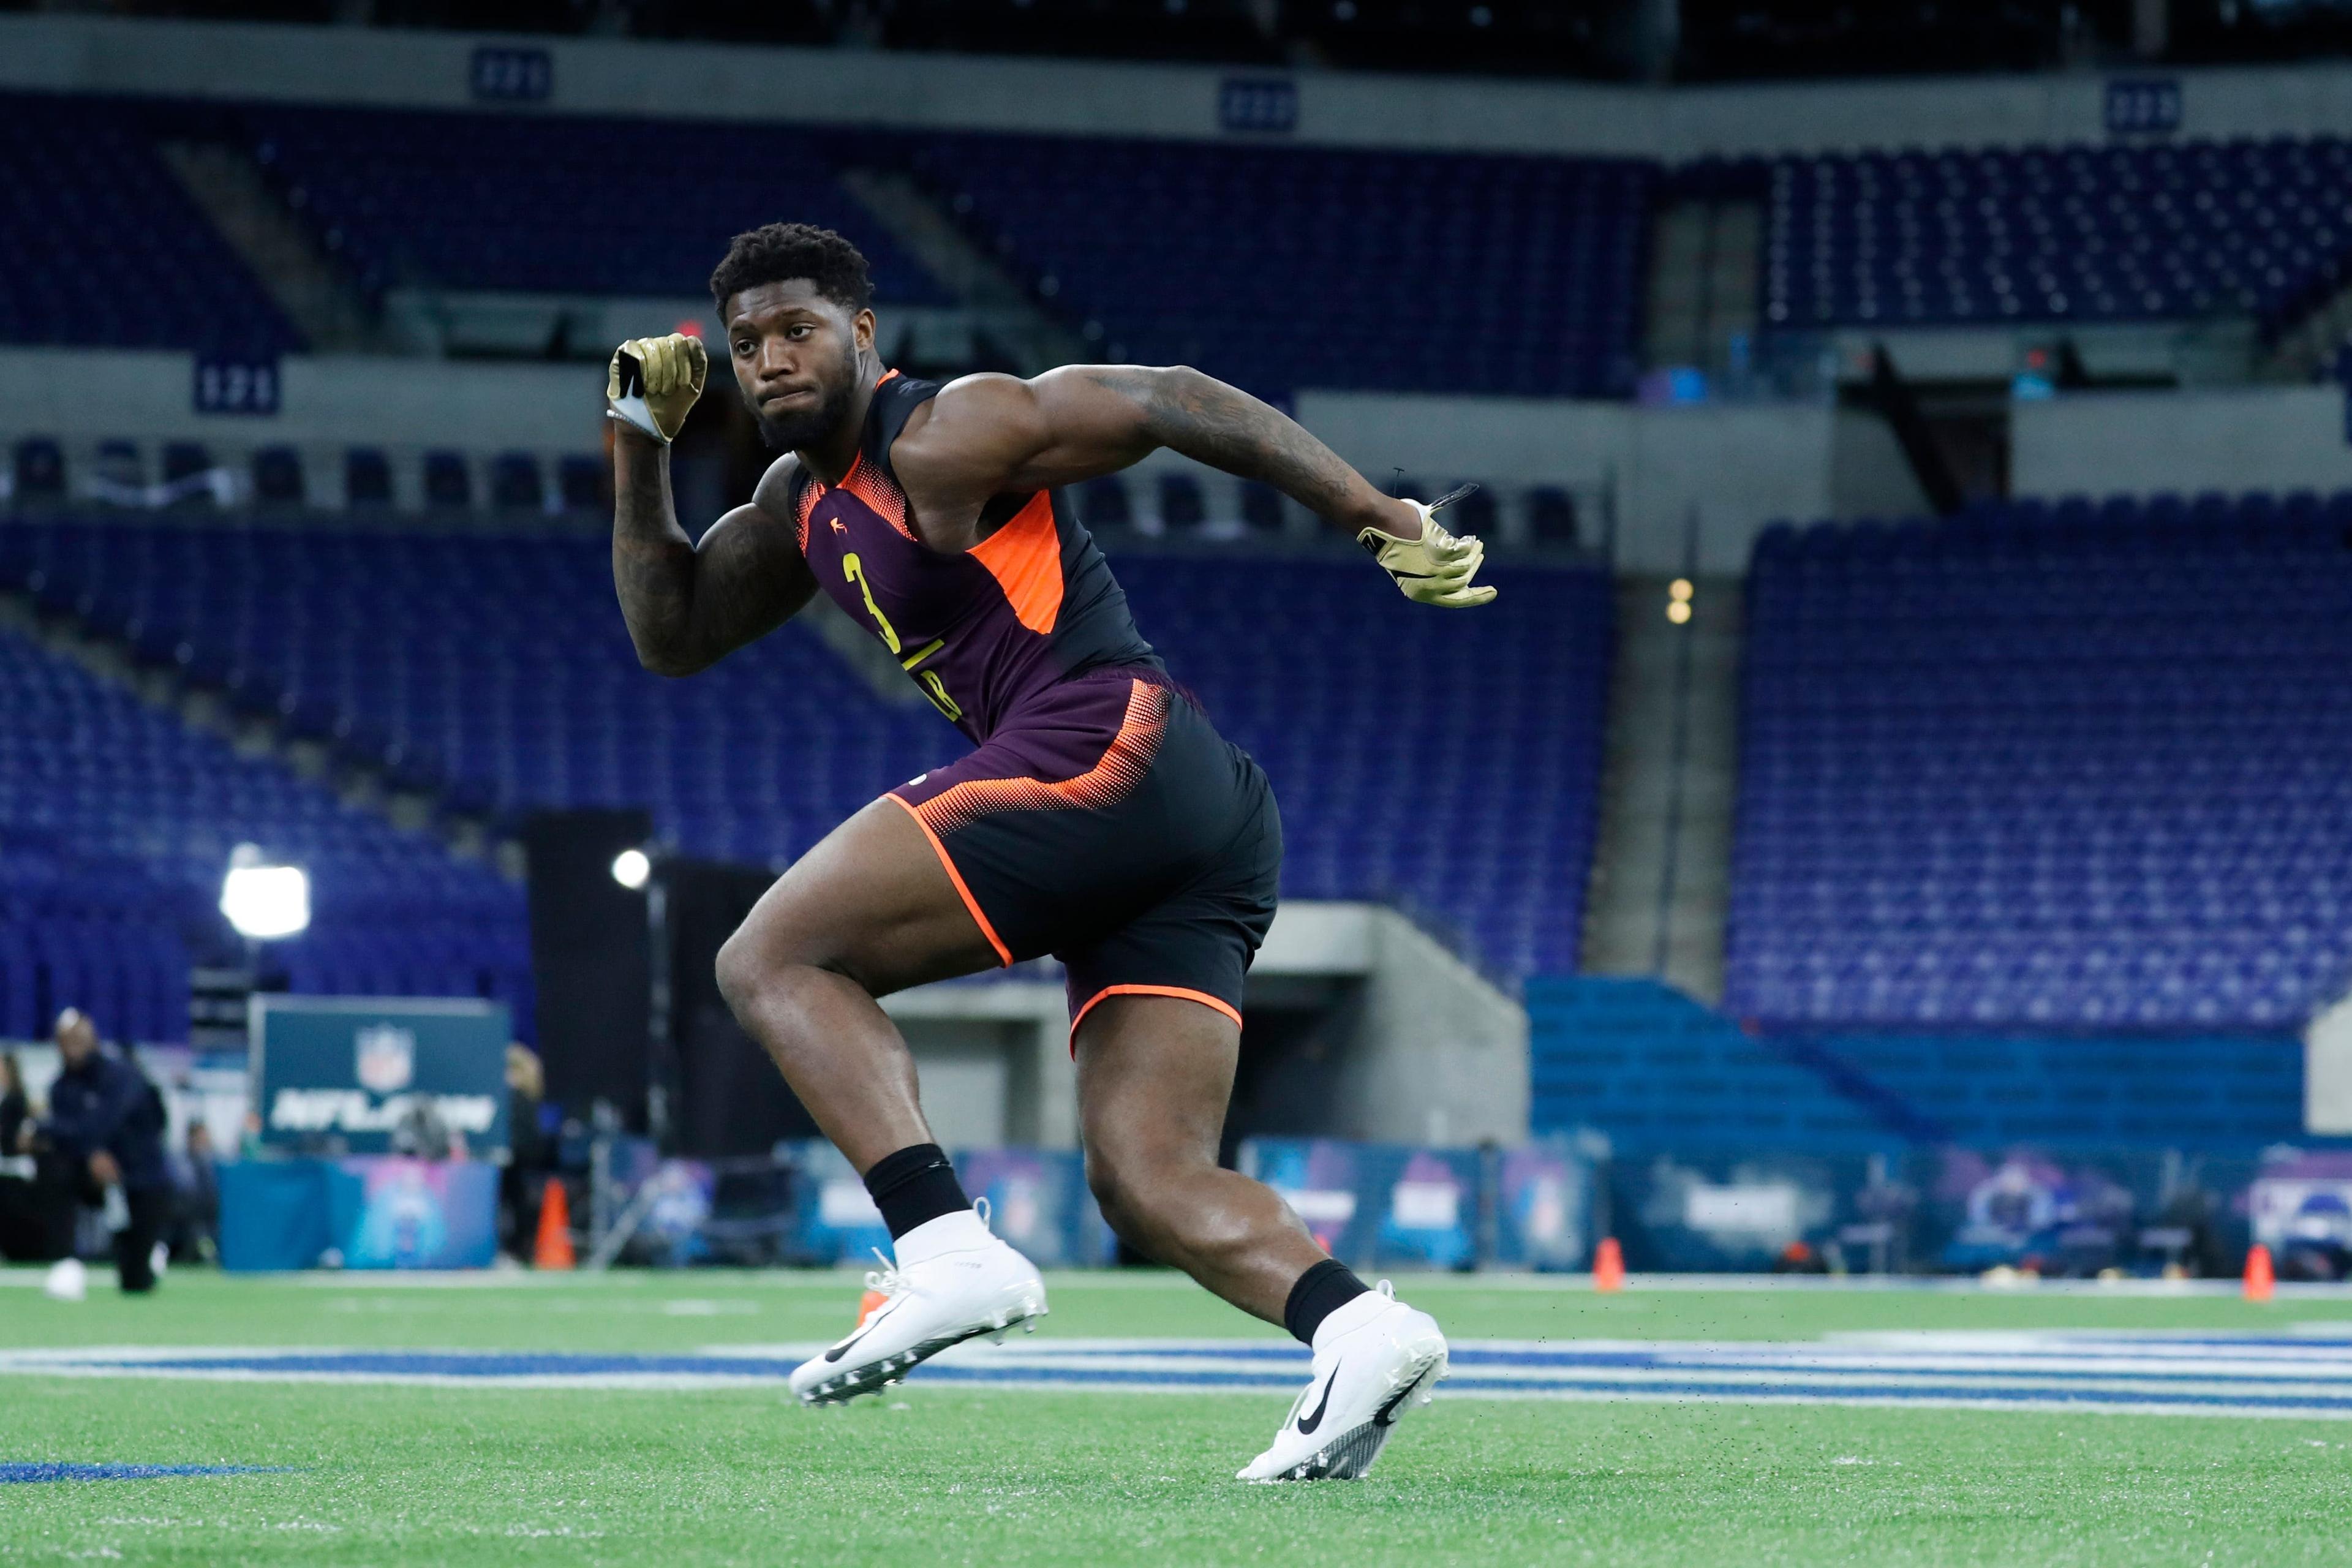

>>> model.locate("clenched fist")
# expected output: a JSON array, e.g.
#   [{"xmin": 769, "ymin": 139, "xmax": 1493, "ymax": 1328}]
[{"xmin": 606, "ymin": 333, "xmax": 709, "ymax": 446}]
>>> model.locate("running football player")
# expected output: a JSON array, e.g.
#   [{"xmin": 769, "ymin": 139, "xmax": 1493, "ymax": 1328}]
[{"xmin": 607, "ymin": 224, "xmax": 1491, "ymax": 1480}]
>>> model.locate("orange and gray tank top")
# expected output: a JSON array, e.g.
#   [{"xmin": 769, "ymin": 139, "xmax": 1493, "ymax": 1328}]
[{"xmin": 788, "ymin": 371, "xmax": 1161, "ymax": 745}]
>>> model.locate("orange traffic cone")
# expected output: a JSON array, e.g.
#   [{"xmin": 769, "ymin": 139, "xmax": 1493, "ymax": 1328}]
[
  {"xmin": 1593, "ymin": 1235, "xmax": 1626, "ymax": 1293},
  {"xmin": 2244, "ymin": 1242, "xmax": 2275, "ymax": 1302},
  {"xmin": 533, "ymin": 1177, "xmax": 575, "ymax": 1270}
]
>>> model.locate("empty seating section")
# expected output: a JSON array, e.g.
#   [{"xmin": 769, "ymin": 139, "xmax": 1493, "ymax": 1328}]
[
  {"xmin": 0, "ymin": 620, "xmax": 529, "ymax": 1043},
  {"xmin": 1767, "ymin": 139, "xmax": 2352, "ymax": 328},
  {"xmin": 910, "ymin": 134, "xmax": 1654, "ymax": 399},
  {"xmin": 247, "ymin": 107, "xmax": 951, "ymax": 304},
  {"xmin": 1730, "ymin": 492, "xmax": 2352, "ymax": 1030},
  {"xmin": 6, "ymin": 519, "xmax": 1612, "ymax": 979},
  {"xmin": 0, "ymin": 95, "xmax": 301, "ymax": 355}
]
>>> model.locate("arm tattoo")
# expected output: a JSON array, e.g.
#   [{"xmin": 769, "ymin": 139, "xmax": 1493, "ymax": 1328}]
[
  {"xmin": 1096, "ymin": 366, "xmax": 1382, "ymax": 526},
  {"xmin": 611, "ymin": 442, "xmax": 703, "ymax": 674},
  {"xmin": 611, "ymin": 442, "xmax": 809, "ymax": 676}
]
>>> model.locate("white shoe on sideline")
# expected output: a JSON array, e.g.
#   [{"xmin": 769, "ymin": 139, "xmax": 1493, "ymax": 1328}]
[
  {"xmin": 43, "ymin": 1257, "xmax": 87, "ymax": 1302},
  {"xmin": 789, "ymin": 1206, "xmax": 1047, "ymax": 1405},
  {"xmin": 1237, "ymin": 1282, "xmax": 1447, "ymax": 1482}
]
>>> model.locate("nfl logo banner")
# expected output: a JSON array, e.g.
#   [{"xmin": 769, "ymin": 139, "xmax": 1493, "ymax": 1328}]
[{"xmin": 251, "ymin": 996, "xmax": 512, "ymax": 1157}]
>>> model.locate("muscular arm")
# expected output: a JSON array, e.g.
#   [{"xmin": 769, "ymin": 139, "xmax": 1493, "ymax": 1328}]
[
  {"xmin": 891, "ymin": 365, "xmax": 1419, "ymax": 543},
  {"xmin": 611, "ymin": 432, "xmax": 816, "ymax": 677}
]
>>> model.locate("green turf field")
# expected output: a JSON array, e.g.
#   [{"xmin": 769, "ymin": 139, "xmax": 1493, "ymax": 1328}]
[{"xmin": 7, "ymin": 1268, "xmax": 2352, "ymax": 1566}]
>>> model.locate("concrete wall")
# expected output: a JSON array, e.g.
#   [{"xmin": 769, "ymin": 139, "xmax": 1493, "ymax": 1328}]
[
  {"xmin": 1293, "ymin": 391, "xmax": 1923, "ymax": 573},
  {"xmin": 2012, "ymin": 385, "xmax": 2352, "ymax": 501},
  {"xmin": 0, "ymin": 346, "xmax": 602, "ymax": 451},
  {"xmin": 878, "ymin": 902, "xmax": 1529, "ymax": 1152},
  {"xmin": 9, "ymin": 12, "xmax": 2352, "ymax": 159}
]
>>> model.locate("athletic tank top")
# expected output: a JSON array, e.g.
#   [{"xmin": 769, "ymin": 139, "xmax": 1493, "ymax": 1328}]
[{"xmin": 789, "ymin": 371, "xmax": 1160, "ymax": 745}]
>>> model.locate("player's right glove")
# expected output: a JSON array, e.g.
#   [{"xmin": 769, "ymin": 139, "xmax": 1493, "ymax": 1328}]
[
  {"xmin": 606, "ymin": 333, "xmax": 709, "ymax": 446},
  {"xmin": 1354, "ymin": 484, "xmax": 1498, "ymax": 608}
]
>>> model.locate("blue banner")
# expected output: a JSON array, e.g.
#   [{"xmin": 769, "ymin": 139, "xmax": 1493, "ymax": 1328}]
[
  {"xmin": 1493, "ymin": 1141, "xmax": 1595, "ymax": 1270},
  {"xmin": 252, "ymin": 997, "xmax": 511, "ymax": 1156},
  {"xmin": 956, "ymin": 1148, "xmax": 1111, "ymax": 1268}
]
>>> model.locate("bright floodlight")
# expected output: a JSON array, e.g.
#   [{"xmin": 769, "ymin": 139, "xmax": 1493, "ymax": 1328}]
[
  {"xmin": 611, "ymin": 848, "xmax": 652, "ymax": 891},
  {"xmin": 221, "ymin": 845, "xmax": 311, "ymax": 940}
]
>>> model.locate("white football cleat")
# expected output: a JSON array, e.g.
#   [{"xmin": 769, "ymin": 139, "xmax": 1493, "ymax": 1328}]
[
  {"xmin": 1238, "ymin": 1282, "xmax": 1447, "ymax": 1482},
  {"xmin": 790, "ymin": 1208, "xmax": 1046, "ymax": 1405}
]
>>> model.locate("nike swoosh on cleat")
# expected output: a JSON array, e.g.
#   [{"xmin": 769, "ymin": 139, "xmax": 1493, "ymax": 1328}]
[
  {"xmin": 1294, "ymin": 1371, "xmax": 1338, "ymax": 1434},
  {"xmin": 823, "ymin": 1314, "xmax": 887, "ymax": 1363}
]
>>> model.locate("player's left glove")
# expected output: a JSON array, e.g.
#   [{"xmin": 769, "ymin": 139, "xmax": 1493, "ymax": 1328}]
[
  {"xmin": 1355, "ymin": 484, "xmax": 1497, "ymax": 608},
  {"xmin": 606, "ymin": 332, "xmax": 708, "ymax": 446}
]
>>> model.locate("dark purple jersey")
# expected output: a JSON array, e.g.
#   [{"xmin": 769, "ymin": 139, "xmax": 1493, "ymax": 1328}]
[{"xmin": 788, "ymin": 371, "xmax": 1160, "ymax": 744}]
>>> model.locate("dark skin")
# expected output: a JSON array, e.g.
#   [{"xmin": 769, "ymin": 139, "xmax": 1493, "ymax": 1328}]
[{"xmin": 614, "ymin": 279, "xmax": 1419, "ymax": 1322}]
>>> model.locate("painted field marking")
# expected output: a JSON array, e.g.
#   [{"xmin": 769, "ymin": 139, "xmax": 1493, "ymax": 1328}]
[{"xmin": 13, "ymin": 1331, "xmax": 2352, "ymax": 1418}]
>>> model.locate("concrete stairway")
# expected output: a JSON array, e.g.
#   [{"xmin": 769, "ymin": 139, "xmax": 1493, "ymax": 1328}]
[
  {"xmin": 1642, "ymin": 197, "xmax": 1761, "ymax": 382},
  {"xmin": 836, "ymin": 166, "xmax": 1092, "ymax": 374},
  {"xmin": 160, "ymin": 140, "xmax": 387, "ymax": 355},
  {"xmin": 2263, "ymin": 270, "xmax": 2352, "ymax": 382},
  {"xmin": 1578, "ymin": 571, "xmax": 1743, "ymax": 1002}
]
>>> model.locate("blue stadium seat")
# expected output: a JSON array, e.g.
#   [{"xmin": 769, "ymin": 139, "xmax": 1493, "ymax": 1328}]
[
  {"xmin": 345, "ymin": 448, "xmax": 393, "ymax": 509},
  {"xmin": 15, "ymin": 513, "xmax": 1616, "ymax": 980},
  {"xmin": 252, "ymin": 446, "xmax": 305, "ymax": 509},
  {"xmin": 0, "ymin": 95, "xmax": 303, "ymax": 355},
  {"xmin": 1728, "ymin": 489, "xmax": 2352, "ymax": 1031},
  {"xmin": 423, "ymin": 451, "xmax": 472, "ymax": 511},
  {"xmin": 10, "ymin": 439, "xmax": 64, "ymax": 505},
  {"xmin": 490, "ymin": 452, "xmax": 545, "ymax": 513}
]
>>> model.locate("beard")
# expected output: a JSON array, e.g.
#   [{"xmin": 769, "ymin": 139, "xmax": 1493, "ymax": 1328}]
[{"xmin": 754, "ymin": 345, "xmax": 862, "ymax": 452}]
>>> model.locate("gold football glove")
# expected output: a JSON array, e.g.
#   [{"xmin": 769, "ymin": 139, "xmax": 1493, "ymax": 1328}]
[
  {"xmin": 1355, "ymin": 484, "xmax": 1497, "ymax": 608},
  {"xmin": 606, "ymin": 333, "xmax": 708, "ymax": 446}
]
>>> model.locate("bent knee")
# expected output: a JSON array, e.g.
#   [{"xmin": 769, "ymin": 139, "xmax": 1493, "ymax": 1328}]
[{"xmin": 1085, "ymin": 1146, "xmax": 1208, "ymax": 1238}]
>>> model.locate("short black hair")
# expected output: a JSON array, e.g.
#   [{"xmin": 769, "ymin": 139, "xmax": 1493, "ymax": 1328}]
[{"xmin": 709, "ymin": 222, "xmax": 874, "ymax": 315}]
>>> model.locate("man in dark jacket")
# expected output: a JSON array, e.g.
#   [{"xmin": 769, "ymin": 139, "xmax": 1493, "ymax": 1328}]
[{"xmin": 22, "ymin": 1010, "xmax": 168, "ymax": 1292}]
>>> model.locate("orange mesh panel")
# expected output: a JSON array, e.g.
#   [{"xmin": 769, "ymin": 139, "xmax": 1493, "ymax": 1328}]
[
  {"xmin": 839, "ymin": 454, "xmax": 916, "ymax": 541},
  {"xmin": 794, "ymin": 477, "xmax": 822, "ymax": 554},
  {"xmin": 913, "ymin": 680, "xmax": 1169, "ymax": 837},
  {"xmin": 968, "ymin": 491, "xmax": 1063, "ymax": 636}
]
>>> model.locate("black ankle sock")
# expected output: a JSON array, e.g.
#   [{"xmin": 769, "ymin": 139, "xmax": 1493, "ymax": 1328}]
[
  {"xmin": 1283, "ymin": 1259, "xmax": 1371, "ymax": 1346},
  {"xmin": 862, "ymin": 1143, "xmax": 971, "ymax": 1240}
]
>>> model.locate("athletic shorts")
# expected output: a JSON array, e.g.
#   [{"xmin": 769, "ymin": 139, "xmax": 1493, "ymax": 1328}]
[{"xmin": 886, "ymin": 666, "xmax": 1282, "ymax": 1046}]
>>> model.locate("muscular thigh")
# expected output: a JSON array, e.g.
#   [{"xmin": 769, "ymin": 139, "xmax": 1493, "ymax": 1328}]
[
  {"xmin": 726, "ymin": 796, "xmax": 1003, "ymax": 997},
  {"xmin": 1074, "ymin": 995, "xmax": 1240, "ymax": 1168}
]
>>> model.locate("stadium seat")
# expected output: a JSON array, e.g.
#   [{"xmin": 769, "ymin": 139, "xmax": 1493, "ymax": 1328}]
[
  {"xmin": 1527, "ymin": 486, "xmax": 1577, "ymax": 547},
  {"xmin": 10, "ymin": 439, "xmax": 65, "ymax": 505},
  {"xmin": 10, "ymin": 513, "xmax": 1613, "ymax": 979},
  {"xmin": 1079, "ymin": 475, "xmax": 1131, "ymax": 529},
  {"xmin": 909, "ymin": 132, "xmax": 1653, "ymax": 400},
  {"xmin": 0, "ymin": 94, "xmax": 303, "ymax": 355},
  {"xmin": 557, "ymin": 454, "xmax": 605, "ymax": 514},
  {"xmin": 345, "ymin": 447, "xmax": 394, "ymax": 509},
  {"xmin": 252, "ymin": 446, "xmax": 306, "ymax": 509},
  {"xmin": 423, "ymin": 451, "xmax": 472, "ymax": 511},
  {"xmin": 1765, "ymin": 139, "xmax": 2352, "ymax": 331},
  {"xmin": 161, "ymin": 442, "xmax": 214, "ymax": 510},
  {"xmin": 1239, "ymin": 481, "xmax": 1285, "ymax": 535},
  {"xmin": 1728, "ymin": 491, "xmax": 2352, "ymax": 1031},
  {"xmin": 491, "ymin": 452, "xmax": 545, "ymax": 513},
  {"xmin": 1157, "ymin": 475, "xmax": 1206, "ymax": 533}
]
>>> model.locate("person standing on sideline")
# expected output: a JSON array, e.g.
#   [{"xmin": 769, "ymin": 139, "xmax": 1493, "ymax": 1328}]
[{"xmin": 24, "ymin": 1010, "xmax": 169, "ymax": 1292}]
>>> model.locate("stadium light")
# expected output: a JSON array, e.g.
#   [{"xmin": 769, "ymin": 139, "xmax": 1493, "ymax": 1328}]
[
  {"xmin": 221, "ymin": 844, "xmax": 311, "ymax": 940},
  {"xmin": 611, "ymin": 848, "xmax": 652, "ymax": 891}
]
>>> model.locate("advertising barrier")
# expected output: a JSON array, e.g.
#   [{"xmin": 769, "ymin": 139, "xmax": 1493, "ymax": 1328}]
[
  {"xmin": 219, "ymin": 1156, "xmax": 498, "ymax": 1271},
  {"xmin": 252, "ymin": 996, "xmax": 511, "ymax": 1156}
]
